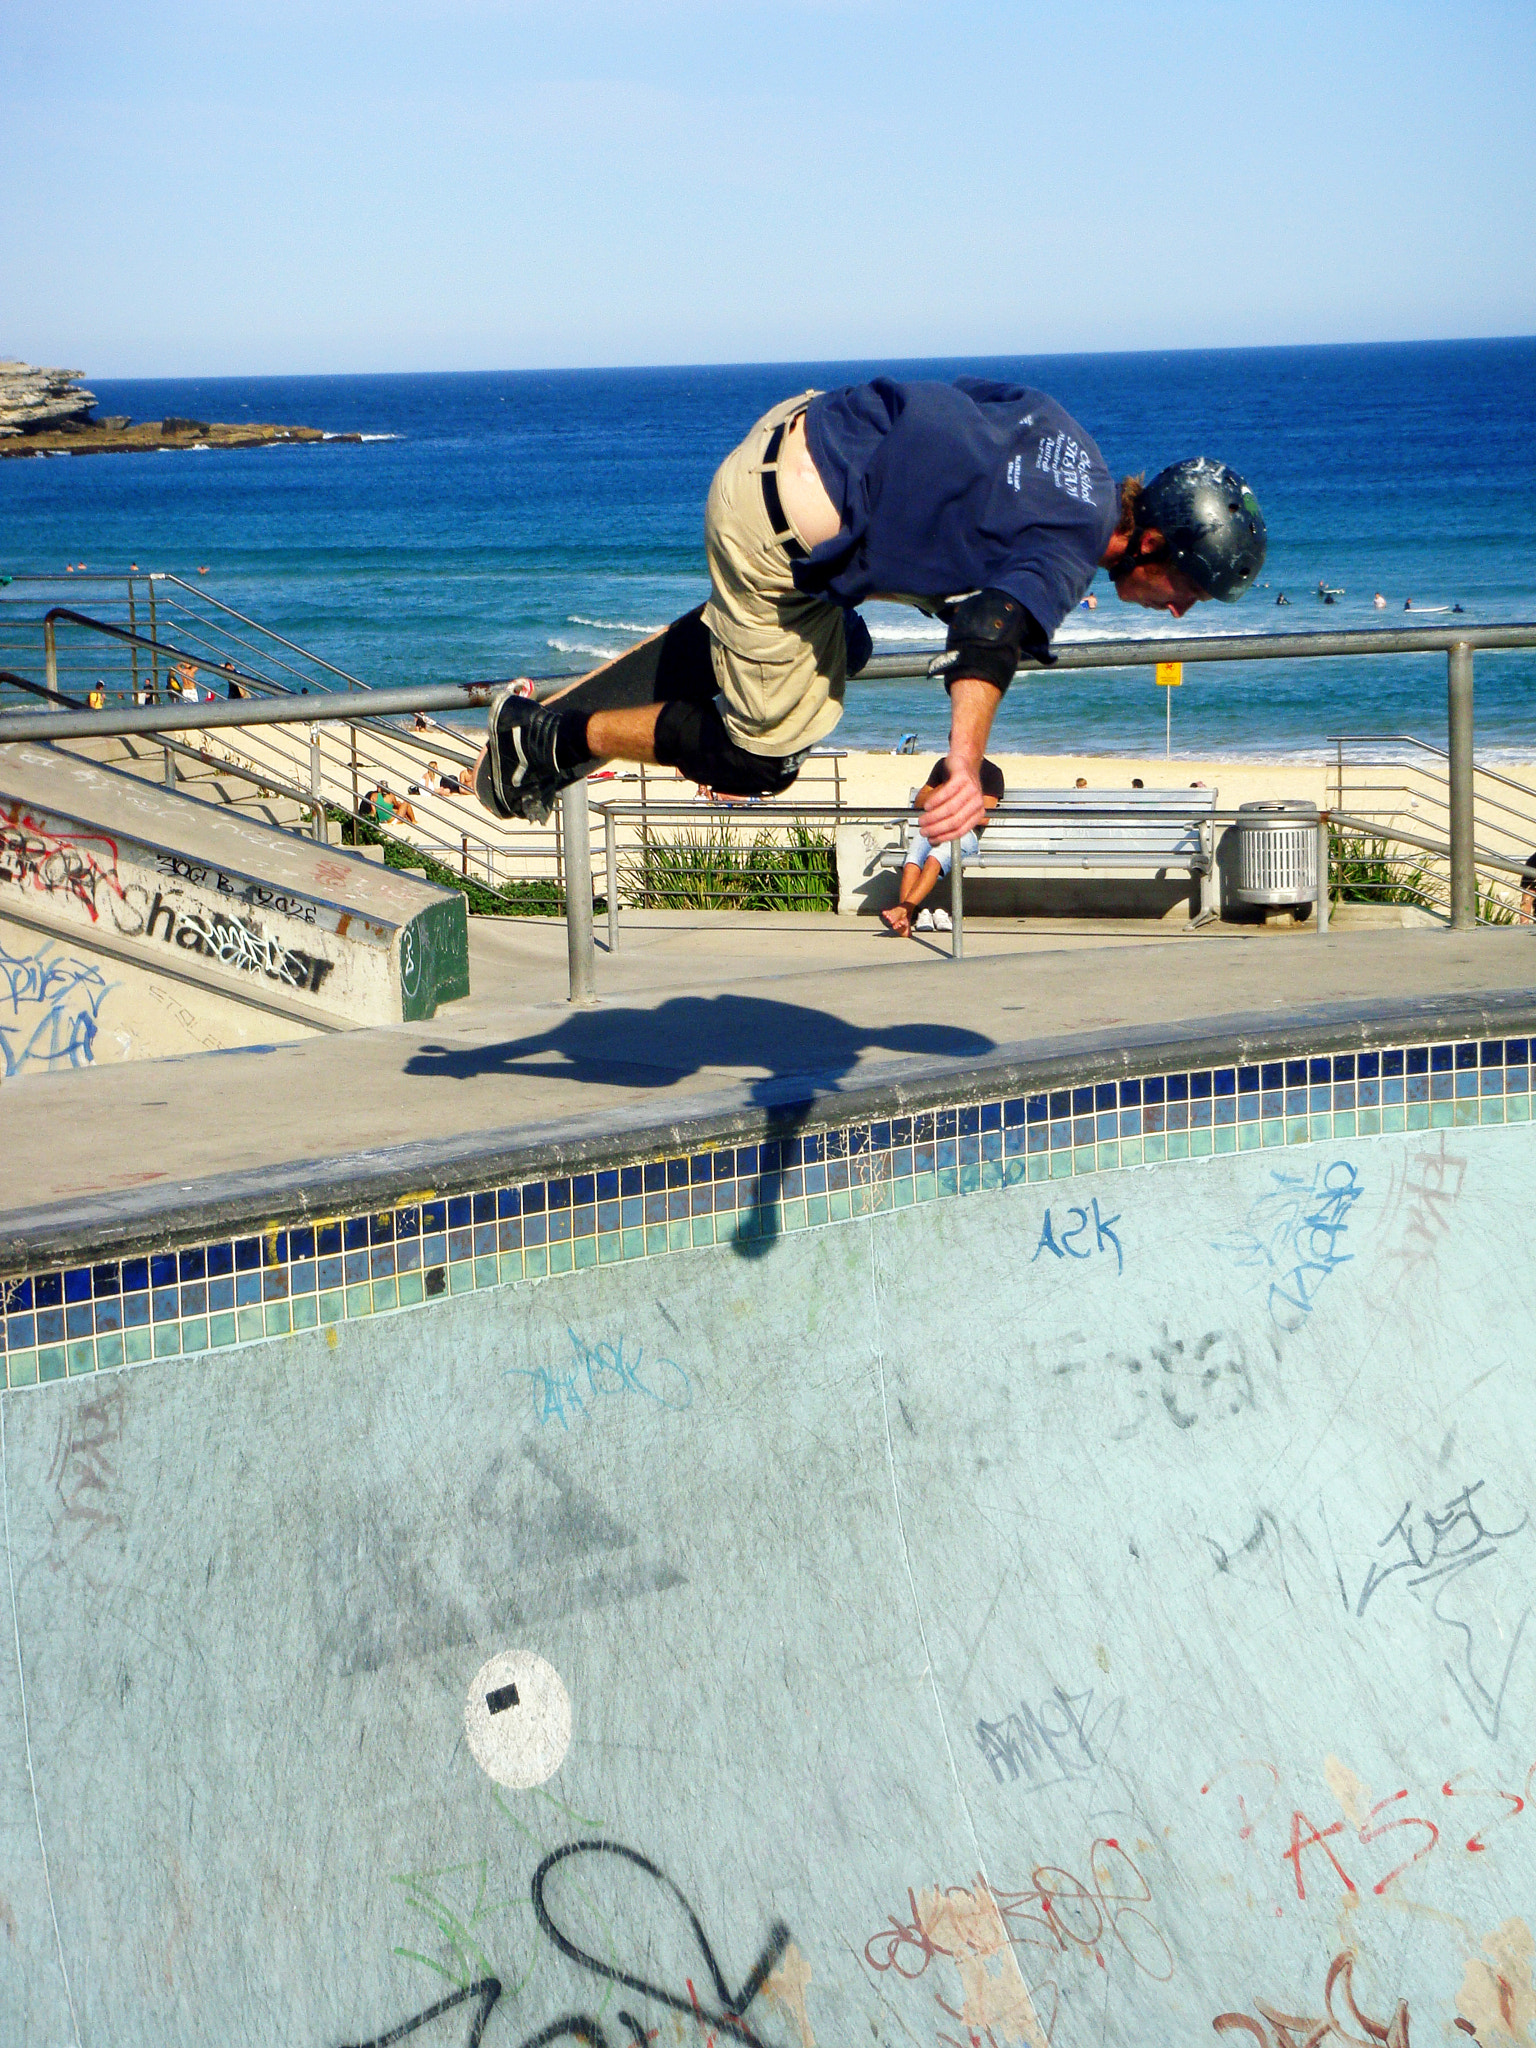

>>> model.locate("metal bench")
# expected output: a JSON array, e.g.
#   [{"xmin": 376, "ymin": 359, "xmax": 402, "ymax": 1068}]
[{"xmin": 878, "ymin": 787, "xmax": 1219, "ymax": 954}]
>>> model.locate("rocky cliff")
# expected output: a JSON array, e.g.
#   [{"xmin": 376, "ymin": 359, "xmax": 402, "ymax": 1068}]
[{"xmin": 0, "ymin": 361, "xmax": 98, "ymax": 436}]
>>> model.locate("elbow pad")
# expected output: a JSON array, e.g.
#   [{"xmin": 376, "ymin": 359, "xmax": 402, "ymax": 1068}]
[{"xmin": 926, "ymin": 589, "xmax": 1053, "ymax": 692}]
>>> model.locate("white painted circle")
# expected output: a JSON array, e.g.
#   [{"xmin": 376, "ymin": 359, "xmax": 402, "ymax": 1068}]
[{"xmin": 464, "ymin": 1651, "xmax": 571, "ymax": 1787}]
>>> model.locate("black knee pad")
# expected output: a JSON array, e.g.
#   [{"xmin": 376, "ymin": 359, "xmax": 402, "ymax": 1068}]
[{"xmin": 653, "ymin": 699, "xmax": 805, "ymax": 796}]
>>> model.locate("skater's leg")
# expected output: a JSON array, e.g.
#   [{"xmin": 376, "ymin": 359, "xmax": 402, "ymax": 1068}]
[{"xmin": 586, "ymin": 702, "xmax": 664, "ymax": 764}]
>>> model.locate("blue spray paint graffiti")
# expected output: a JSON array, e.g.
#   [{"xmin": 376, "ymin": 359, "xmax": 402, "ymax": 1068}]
[
  {"xmin": 1032, "ymin": 1197, "xmax": 1124, "ymax": 1274},
  {"xmin": 1212, "ymin": 1159, "xmax": 1362, "ymax": 1331},
  {"xmin": 0, "ymin": 936, "xmax": 116, "ymax": 1076},
  {"xmin": 508, "ymin": 1329, "xmax": 693, "ymax": 1431}
]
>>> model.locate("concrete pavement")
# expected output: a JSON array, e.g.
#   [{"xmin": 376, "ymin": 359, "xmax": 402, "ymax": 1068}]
[{"xmin": 3, "ymin": 909, "xmax": 1533, "ymax": 1261}]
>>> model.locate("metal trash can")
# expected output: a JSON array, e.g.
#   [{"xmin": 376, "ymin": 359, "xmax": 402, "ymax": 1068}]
[{"xmin": 1232, "ymin": 800, "xmax": 1319, "ymax": 910}]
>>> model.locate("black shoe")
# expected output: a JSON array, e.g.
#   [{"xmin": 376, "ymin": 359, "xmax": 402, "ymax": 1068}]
[{"xmin": 478, "ymin": 690, "xmax": 595, "ymax": 822}]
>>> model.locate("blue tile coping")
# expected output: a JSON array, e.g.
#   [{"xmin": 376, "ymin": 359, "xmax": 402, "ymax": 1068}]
[{"xmin": 2, "ymin": 1018, "xmax": 1532, "ymax": 1392}]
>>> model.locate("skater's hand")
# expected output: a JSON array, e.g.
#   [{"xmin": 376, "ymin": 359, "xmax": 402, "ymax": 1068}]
[{"xmin": 920, "ymin": 757, "xmax": 987, "ymax": 843}]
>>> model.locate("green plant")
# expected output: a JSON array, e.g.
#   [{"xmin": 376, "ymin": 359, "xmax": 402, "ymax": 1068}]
[
  {"xmin": 326, "ymin": 805, "xmax": 593, "ymax": 917},
  {"xmin": 1328, "ymin": 827, "xmax": 1432, "ymax": 909},
  {"xmin": 1476, "ymin": 875, "xmax": 1517, "ymax": 926},
  {"xmin": 620, "ymin": 820, "xmax": 836, "ymax": 912}
]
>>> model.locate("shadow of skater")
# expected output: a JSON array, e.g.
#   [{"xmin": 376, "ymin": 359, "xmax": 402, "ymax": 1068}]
[{"xmin": 406, "ymin": 993, "xmax": 994, "ymax": 1261}]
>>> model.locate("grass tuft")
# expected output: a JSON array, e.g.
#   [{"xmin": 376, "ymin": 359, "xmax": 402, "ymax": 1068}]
[{"xmin": 620, "ymin": 820, "xmax": 836, "ymax": 911}]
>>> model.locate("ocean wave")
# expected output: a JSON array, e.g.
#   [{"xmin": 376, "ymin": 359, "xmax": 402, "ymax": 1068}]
[
  {"xmin": 547, "ymin": 637, "xmax": 619, "ymax": 659},
  {"xmin": 867, "ymin": 621, "xmax": 946, "ymax": 645},
  {"xmin": 357, "ymin": 433, "xmax": 398, "ymax": 442},
  {"xmin": 568, "ymin": 613, "xmax": 659, "ymax": 634}
]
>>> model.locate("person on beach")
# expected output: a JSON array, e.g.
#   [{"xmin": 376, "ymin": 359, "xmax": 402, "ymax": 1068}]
[
  {"xmin": 881, "ymin": 757, "xmax": 1004, "ymax": 937},
  {"xmin": 481, "ymin": 377, "xmax": 1265, "ymax": 847}
]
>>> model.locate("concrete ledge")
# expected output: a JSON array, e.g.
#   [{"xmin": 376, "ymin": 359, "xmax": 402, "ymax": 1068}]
[
  {"xmin": 5, "ymin": 983, "xmax": 1534, "ymax": 1270},
  {"xmin": 1, "ymin": 741, "xmax": 469, "ymax": 1039}
]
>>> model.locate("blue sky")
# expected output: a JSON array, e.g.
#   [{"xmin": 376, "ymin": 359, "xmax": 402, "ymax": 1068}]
[{"xmin": 5, "ymin": 0, "xmax": 1533, "ymax": 375}]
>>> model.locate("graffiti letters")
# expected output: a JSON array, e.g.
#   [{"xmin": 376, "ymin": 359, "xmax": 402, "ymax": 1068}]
[
  {"xmin": 152, "ymin": 852, "xmax": 320, "ymax": 922},
  {"xmin": 1052, "ymin": 1321, "xmax": 1256, "ymax": 1438},
  {"xmin": 1213, "ymin": 1160, "xmax": 1362, "ymax": 1331},
  {"xmin": 507, "ymin": 1330, "xmax": 693, "ymax": 1432},
  {"xmin": 1354, "ymin": 1481, "xmax": 1530, "ymax": 1740},
  {"xmin": 47, "ymin": 1386, "xmax": 129, "ymax": 1568},
  {"xmin": 345, "ymin": 1839, "xmax": 792, "ymax": 2048},
  {"xmin": 0, "ymin": 802, "xmax": 125, "ymax": 923},
  {"xmin": 1031, "ymin": 1199, "xmax": 1123, "ymax": 1275},
  {"xmin": 975, "ymin": 1683, "xmax": 1122, "ymax": 1792},
  {"xmin": 142, "ymin": 890, "xmax": 333, "ymax": 993},
  {"xmin": 1368, "ymin": 1132, "xmax": 1468, "ymax": 1308},
  {"xmin": 0, "ymin": 936, "xmax": 115, "ymax": 1074},
  {"xmin": 862, "ymin": 1838, "xmax": 1174, "ymax": 2048},
  {"xmin": 1201, "ymin": 1755, "xmax": 1535, "ymax": 1903},
  {"xmin": 1213, "ymin": 1947, "xmax": 1410, "ymax": 2047}
]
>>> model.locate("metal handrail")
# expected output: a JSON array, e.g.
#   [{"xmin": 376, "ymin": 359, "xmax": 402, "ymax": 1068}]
[
  {"xmin": 859, "ymin": 619, "xmax": 1536, "ymax": 675},
  {"xmin": 1329, "ymin": 811, "xmax": 1535, "ymax": 881},
  {"xmin": 1329, "ymin": 730, "xmax": 1536, "ymax": 805},
  {"xmin": 150, "ymin": 573, "xmax": 376, "ymax": 692},
  {"xmin": 8, "ymin": 618, "xmax": 1536, "ymax": 993}
]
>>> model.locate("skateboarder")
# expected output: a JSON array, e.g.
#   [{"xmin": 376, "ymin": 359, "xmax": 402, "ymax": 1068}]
[{"xmin": 478, "ymin": 378, "xmax": 1265, "ymax": 844}]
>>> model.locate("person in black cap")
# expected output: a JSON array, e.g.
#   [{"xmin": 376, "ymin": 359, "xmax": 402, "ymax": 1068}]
[{"xmin": 881, "ymin": 757, "xmax": 1006, "ymax": 937}]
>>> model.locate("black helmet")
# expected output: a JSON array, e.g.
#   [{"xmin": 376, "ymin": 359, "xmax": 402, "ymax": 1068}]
[{"xmin": 1133, "ymin": 458, "xmax": 1266, "ymax": 602}]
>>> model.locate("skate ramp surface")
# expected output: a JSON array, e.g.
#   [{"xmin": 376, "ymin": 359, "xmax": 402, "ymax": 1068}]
[{"xmin": 2, "ymin": 1009, "xmax": 1534, "ymax": 2047}]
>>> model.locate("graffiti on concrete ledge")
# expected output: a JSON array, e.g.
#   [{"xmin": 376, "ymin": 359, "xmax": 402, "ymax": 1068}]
[
  {"xmin": 0, "ymin": 935, "xmax": 116, "ymax": 1074},
  {"xmin": 142, "ymin": 890, "xmax": 334, "ymax": 994},
  {"xmin": 1, "ymin": 803, "xmax": 125, "ymax": 923}
]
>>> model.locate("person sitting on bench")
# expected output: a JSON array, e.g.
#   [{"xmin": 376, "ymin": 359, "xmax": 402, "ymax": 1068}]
[{"xmin": 881, "ymin": 757, "xmax": 1005, "ymax": 937}]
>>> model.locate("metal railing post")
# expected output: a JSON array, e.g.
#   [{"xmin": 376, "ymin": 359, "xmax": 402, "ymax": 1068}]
[
  {"xmin": 44, "ymin": 618, "xmax": 58, "ymax": 701},
  {"xmin": 562, "ymin": 782, "xmax": 597, "ymax": 1004},
  {"xmin": 605, "ymin": 807, "xmax": 619, "ymax": 953},
  {"xmin": 1448, "ymin": 642, "xmax": 1476, "ymax": 929},
  {"xmin": 127, "ymin": 580, "xmax": 140, "ymax": 702},
  {"xmin": 308, "ymin": 723, "xmax": 326, "ymax": 842},
  {"xmin": 951, "ymin": 837, "xmax": 965, "ymax": 960},
  {"xmin": 147, "ymin": 579, "xmax": 161, "ymax": 702},
  {"xmin": 1316, "ymin": 815, "xmax": 1330, "ymax": 935}
]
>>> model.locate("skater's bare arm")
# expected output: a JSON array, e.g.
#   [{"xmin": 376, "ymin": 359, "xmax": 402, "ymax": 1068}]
[{"xmin": 921, "ymin": 676, "xmax": 1001, "ymax": 842}]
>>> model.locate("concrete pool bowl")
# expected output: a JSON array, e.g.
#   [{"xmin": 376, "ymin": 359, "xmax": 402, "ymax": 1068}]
[{"xmin": 1, "ymin": 945, "xmax": 1533, "ymax": 2048}]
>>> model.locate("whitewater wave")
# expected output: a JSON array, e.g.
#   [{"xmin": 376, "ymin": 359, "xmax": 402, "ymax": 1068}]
[
  {"xmin": 547, "ymin": 637, "xmax": 621, "ymax": 660},
  {"xmin": 568, "ymin": 613, "xmax": 659, "ymax": 634},
  {"xmin": 867, "ymin": 621, "xmax": 946, "ymax": 645},
  {"xmin": 358, "ymin": 433, "xmax": 398, "ymax": 442}
]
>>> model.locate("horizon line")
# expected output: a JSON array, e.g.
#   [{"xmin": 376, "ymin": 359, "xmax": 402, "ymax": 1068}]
[{"xmin": 44, "ymin": 329, "xmax": 1536, "ymax": 385}]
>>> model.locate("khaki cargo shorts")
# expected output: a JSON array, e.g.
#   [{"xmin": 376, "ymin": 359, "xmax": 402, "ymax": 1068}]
[{"xmin": 701, "ymin": 391, "xmax": 848, "ymax": 758}]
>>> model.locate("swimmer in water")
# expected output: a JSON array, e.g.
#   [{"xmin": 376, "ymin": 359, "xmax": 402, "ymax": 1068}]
[{"xmin": 1373, "ymin": 593, "xmax": 1387, "ymax": 608}]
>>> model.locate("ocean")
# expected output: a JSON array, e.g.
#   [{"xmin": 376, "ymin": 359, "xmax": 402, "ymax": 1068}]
[{"xmin": 3, "ymin": 338, "xmax": 1533, "ymax": 759}]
